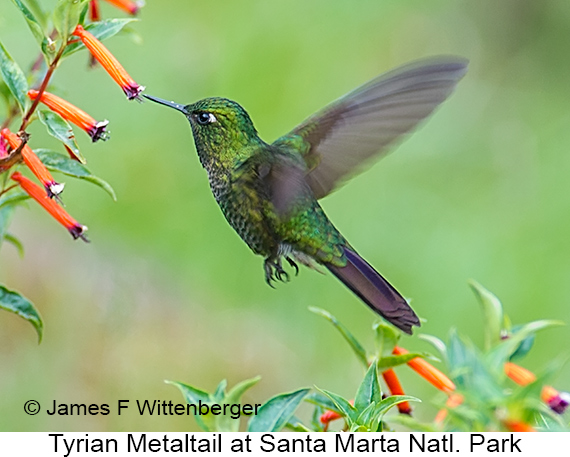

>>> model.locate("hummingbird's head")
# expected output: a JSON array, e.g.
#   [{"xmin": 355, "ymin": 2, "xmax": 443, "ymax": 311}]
[{"xmin": 144, "ymin": 94, "xmax": 260, "ymax": 169}]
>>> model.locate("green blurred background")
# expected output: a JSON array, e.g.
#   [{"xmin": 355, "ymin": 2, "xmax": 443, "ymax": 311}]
[{"xmin": 1, "ymin": 0, "xmax": 570, "ymax": 431}]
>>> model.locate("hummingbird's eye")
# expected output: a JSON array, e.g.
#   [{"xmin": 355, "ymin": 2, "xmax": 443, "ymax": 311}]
[{"xmin": 196, "ymin": 112, "xmax": 217, "ymax": 125}]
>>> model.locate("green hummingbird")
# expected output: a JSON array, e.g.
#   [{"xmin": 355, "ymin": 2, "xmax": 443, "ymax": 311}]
[{"xmin": 144, "ymin": 57, "xmax": 467, "ymax": 334}]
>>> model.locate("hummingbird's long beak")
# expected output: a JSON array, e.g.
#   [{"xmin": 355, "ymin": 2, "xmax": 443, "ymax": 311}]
[{"xmin": 143, "ymin": 94, "xmax": 187, "ymax": 114}]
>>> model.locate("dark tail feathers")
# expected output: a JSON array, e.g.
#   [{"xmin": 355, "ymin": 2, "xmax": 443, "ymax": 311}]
[{"xmin": 326, "ymin": 247, "xmax": 420, "ymax": 334}]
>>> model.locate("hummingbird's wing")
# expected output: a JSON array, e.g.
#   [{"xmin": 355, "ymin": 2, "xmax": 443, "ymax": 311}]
[{"xmin": 277, "ymin": 57, "xmax": 468, "ymax": 199}]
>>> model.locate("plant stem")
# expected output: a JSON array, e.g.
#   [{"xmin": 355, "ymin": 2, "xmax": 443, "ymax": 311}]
[{"xmin": 19, "ymin": 43, "xmax": 67, "ymax": 132}]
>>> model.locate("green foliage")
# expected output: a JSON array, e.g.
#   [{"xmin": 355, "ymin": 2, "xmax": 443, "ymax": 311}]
[
  {"xmin": 171, "ymin": 283, "xmax": 568, "ymax": 432},
  {"xmin": 247, "ymin": 388, "xmax": 310, "ymax": 432},
  {"xmin": 35, "ymin": 149, "xmax": 116, "ymax": 200},
  {"xmin": 53, "ymin": 0, "xmax": 89, "ymax": 42},
  {"xmin": 0, "ymin": 285, "xmax": 42, "ymax": 342},
  {"xmin": 0, "ymin": 0, "xmax": 143, "ymax": 338},
  {"xmin": 167, "ymin": 377, "xmax": 261, "ymax": 432},
  {"xmin": 62, "ymin": 18, "xmax": 138, "ymax": 57},
  {"xmin": 0, "ymin": 41, "xmax": 29, "ymax": 113},
  {"xmin": 38, "ymin": 110, "xmax": 85, "ymax": 162},
  {"xmin": 10, "ymin": 0, "xmax": 47, "ymax": 52}
]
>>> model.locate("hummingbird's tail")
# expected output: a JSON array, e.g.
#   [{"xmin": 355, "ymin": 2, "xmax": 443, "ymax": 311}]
[{"xmin": 326, "ymin": 247, "xmax": 420, "ymax": 334}]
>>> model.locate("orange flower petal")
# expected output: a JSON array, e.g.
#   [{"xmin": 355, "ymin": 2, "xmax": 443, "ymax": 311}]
[
  {"xmin": 382, "ymin": 369, "xmax": 412, "ymax": 415},
  {"xmin": 103, "ymin": 0, "xmax": 143, "ymax": 15},
  {"xmin": 72, "ymin": 25, "xmax": 144, "ymax": 100},
  {"xmin": 503, "ymin": 420, "xmax": 536, "ymax": 432},
  {"xmin": 11, "ymin": 172, "xmax": 88, "ymax": 241},
  {"xmin": 1, "ymin": 128, "xmax": 64, "ymax": 197},
  {"xmin": 319, "ymin": 399, "xmax": 354, "ymax": 431},
  {"xmin": 504, "ymin": 362, "xmax": 536, "ymax": 386},
  {"xmin": 434, "ymin": 393, "xmax": 464, "ymax": 424},
  {"xmin": 393, "ymin": 346, "xmax": 456, "ymax": 393},
  {"xmin": 28, "ymin": 90, "xmax": 109, "ymax": 142}
]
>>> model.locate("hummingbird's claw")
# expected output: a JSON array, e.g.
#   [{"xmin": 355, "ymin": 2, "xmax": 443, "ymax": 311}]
[
  {"xmin": 264, "ymin": 259, "xmax": 276, "ymax": 288},
  {"xmin": 286, "ymin": 257, "xmax": 299, "ymax": 276},
  {"xmin": 264, "ymin": 256, "xmax": 294, "ymax": 286}
]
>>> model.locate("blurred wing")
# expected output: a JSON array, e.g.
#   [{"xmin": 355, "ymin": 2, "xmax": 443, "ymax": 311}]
[{"xmin": 282, "ymin": 57, "xmax": 468, "ymax": 199}]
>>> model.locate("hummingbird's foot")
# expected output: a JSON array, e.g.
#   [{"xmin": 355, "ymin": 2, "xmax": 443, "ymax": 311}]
[
  {"xmin": 286, "ymin": 256, "xmax": 299, "ymax": 276},
  {"xmin": 264, "ymin": 257, "xmax": 291, "ymax": 287}
]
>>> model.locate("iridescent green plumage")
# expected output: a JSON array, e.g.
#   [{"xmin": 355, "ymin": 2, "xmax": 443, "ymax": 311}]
[{"xmin": 145, "ymin": 57, "xmax": 468, "ymax": 334}]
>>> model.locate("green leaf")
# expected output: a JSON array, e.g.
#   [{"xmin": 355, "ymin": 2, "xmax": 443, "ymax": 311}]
[
  {"xmin": 11, "ymin": 0, "xmax": 48, "ymax": 52},
  {"xmin": 313, "ymin": 387, "xmax": 357, "ymax": 425},
  {"xmin": 38, "ymin": 111, "xmax": 85, "ymax": 164},
  {"xmin": 53, "ymin": 0, "xmax": 89, "ymax": 42},
  {"xmin": 377, "ymin": 352, "xmax": 434, "ymax": 371},
  {"xmin": 0, "ymin": 284, "xmax": 43, "ymax": 342},
  {"xmin": 375, "ymin": 395, "xmax": 419, "ymax": 418},
  {"xmin": 309, "ymin": 307, "xmax": 368, "ymax": 368},
  {"xmin": 224, "ymin": 376, "xmax": 261, "ymax": 405},
  {"xmin": 509, "ymin": 332, "xmax": 535, "ymax": 361},
  {"xmin": 0, "ymin": 191, "xmax": 30, "ymax": 211},
  {"xmin": 355, "ymin": 401, "xmax": 378, "ymax": 428},
  {"xmin": 4, "ymin": 233, "xmax": 24, "ymax": 257},
  {"xmin": 0, "ymin": 40, "xmax": 29, "ymax": 113},
  {"xmin": 166, "ymin": 380, "xmax": 211, "ymax": 404},
  {"xmin": 165, "ymin": 380, "xmax": 214, "ymax": 432},
  {"xmin": 247, "ymin": 388, "xmax": 310, "ymax": 432},
  {"xmin": 418, "ymin": 333, "xmax": 448, "ymax": 364},
  {"xmin": 448, "ymin": 330, "xmax": 502, "ymax": 401},
  {"xmin": 0, "ymin": 204, "xmax": 15, "ymax": 250},
  {"xmin": 469, "ymin": 280, "xmax": 503, "ymax": 351},
  {"xmin": 354, "ymin": 362, "xmax": 381, "ymax": 411},
  {"xmin": 217, "ymin": 376, "xmax": 261, "ymax": 432},
  {"xmin": 486, "ymin": 319, "xmax": 564, "ymax": 369},
  {"xmin": 304, "ymin": 391, "xmax": 342, "ymax": 414},
  {"xmin": 285, "ymin": 416, "xmax": 312, "ymax": 432},
  {"xmin": 62, "ymin": 18, "xmax": 139, "ymax": 57},
  {"xmin": 212, "ymin": 379, "xmax": 227, "ymax": 402},
  {"xmin": 23, "ymin": 0, "xmax": 48, "ymax": 29},
  {"xmin": 374, "ymin": 321, "xmax": 400, "ymax": 358},
  {"xmin": 35, "ymin": 150, "xmax": 116, "ymax": 200}
]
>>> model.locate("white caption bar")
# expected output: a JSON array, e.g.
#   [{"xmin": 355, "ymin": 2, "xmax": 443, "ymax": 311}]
[{"xmin": 0, "ymin": 432, "xmax": 564, "ymax": 456}]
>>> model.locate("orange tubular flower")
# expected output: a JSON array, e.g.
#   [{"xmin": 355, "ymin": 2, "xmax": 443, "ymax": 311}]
[
  {"xmin": 319, "ymin": 399, "xmax": 354, "ymax": 432},
  {"xmin": 504, "ymin": 362, "xmax": 535, "ymax": 385},
  {"xmin": 28, "ymin": 90, "xmax": 109, "ymax": 142},
  {"xmin": 1, "ymin": 128, "xmax": 64, "ymax": 198},
  {"xmin": 11, "ymin": 172, "xmax": 88, "ymax": 241},
  {"xmin": 393, "ymin": 346, "xmax": 456, "ymax": 393},
  {"xmin": 103, "ymin": 0, "xmax": 144, "ymax": 15},
  {"xmin": 505, "ymin": 362, "xmax": 569, "ymax": 414},
  {"xmin": 319, "ymin": 410, "xmax": 341, "ymax": 432},
  {"xmin": 72, "ymin": 25, "xmax": 145, "ymax": 100},
  {"xmin": 434, "ymin": 392, "xmax": 464, "ymax": 424},
  {"xmin": 503, "ymin": 420, "xmax": 536, "ymax": 432},
  {"xmin": 382, "ymin": 369, "xmax": 412, "ymax": 415}
]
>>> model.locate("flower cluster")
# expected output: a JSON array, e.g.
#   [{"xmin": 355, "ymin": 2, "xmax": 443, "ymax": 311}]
[
  {"xmin": 1, "ymin": 0, "xmax": 144, "ymax": 241},
  {"xmin": 0, "ymin": 0, "xmax": 145, "ymax": 338},
  {"xmin": 314, "ymin": 282, "xmax": 567, "ymax": 433}
]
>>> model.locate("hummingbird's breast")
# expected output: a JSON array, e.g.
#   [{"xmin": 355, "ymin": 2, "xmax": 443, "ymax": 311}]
[{"xmin": 207, "ymin": 167, "xmax": 277, "ymax": 257}]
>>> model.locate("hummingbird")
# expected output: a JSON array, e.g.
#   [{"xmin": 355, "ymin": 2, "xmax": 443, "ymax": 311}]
[{"xmin": 144, "ymin": 57, "xmax": 467, "ymax": 334}]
